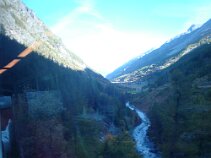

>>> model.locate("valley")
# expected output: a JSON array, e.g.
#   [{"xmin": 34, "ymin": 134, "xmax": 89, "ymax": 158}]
[
  {"xmin": 0, "ymin": 0, "xmax": 211, "ymax": 158},
  {"xmin": 111, "ymin": 41, "xmax": 211, "ymax": 158}
]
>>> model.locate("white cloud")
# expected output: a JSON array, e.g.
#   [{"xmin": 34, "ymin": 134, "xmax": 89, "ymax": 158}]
[{"xmin": 50, "ymin": 1, "xmax": 169, "ymax": 76}]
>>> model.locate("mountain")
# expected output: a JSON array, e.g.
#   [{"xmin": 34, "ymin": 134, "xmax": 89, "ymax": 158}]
[
  {"xmin": 0, "ymin": 0, "xmax": 86, "ymax": 70},
  {"xmin": 107, "ymin": 19, "xmax": 211, "ymax": 84},
  {"xmin": 114, "ymin": 20, "xmax": 211, "ymax": 157},
  {"xmin": 137, "ymin": 44, "xmax": 211, "ymax": 158},
  {"xmin": 0, "ymin": 0, "xmax": 139, "ymax": 157},
  {"xmin": 106, "ymin": 49, "xmax": 154, "ymax": 81},
  {"xmin": 106, "ymin": 19, "xmax": 211, "ymax": 157}
]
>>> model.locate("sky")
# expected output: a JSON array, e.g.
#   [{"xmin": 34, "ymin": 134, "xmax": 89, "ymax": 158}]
[{"xmin": 23, "ymin": 0, "xmax": 211, "ymax": 76}]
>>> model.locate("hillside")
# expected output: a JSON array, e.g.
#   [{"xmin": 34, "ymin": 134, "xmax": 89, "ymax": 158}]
[
  {"xmin": 107, "ymin": 19, "xmax": 211, "ymax": 84},
  {"xmin": 106, "ymin": 19, "xmax": 211, "ymax": 158},
  {"xmin": 0, "ymin": 0, "xmax": 139, "ymax": 157},
  {"xmin": 134, "ymin": 44, "xmax": 211, "ymax": 158},
  {"xmin": 0, "ymin": 0, "xmax": 86, "ymax": 70},
  {"xmin": 1, "ymin": 0, "xmax": 211, "ymax": 158}
]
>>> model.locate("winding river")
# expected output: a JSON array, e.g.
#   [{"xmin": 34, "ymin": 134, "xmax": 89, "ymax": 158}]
[{"xmin": 126, "ymin": 102, "xmax": 160, "ymax": 158}]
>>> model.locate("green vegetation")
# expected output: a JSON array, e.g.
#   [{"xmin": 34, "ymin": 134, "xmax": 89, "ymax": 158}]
[
  {"xmin": 147, "ymin": 44, "xmax": 211, "ymax": 157},
  {"xmin": 0, "ymin": 35, "xmax": 139, "ymax": 158},
  {"xmin": 99, "ymin": 133, "xmax": 140, "ymax": 158}
]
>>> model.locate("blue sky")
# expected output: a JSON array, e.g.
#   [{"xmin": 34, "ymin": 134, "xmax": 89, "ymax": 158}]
[{"xmin": 23, "ymin": 0, "xmax": 211, "ymax": 76}]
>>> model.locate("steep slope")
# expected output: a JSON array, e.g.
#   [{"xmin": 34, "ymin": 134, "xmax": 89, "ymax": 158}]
[
  {"xmin": 135, "ymin": 44, "xmax": 211, "ymax": 158},
  {"xmin": 107, "ymin": 19, "xmax": 211, "ymax": 83},
  {"xmin": 107, "ymin": 19, "xmax": 211, "ymax": 158},
  {"xmin": 0, "ymin": 0, "xmax": 139, "ymax": 158},
  {"xmin": 0, "ymin": 0, "xmax": 85, "ymax": 70}
]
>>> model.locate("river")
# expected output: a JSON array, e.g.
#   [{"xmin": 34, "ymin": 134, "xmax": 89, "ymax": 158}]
[
  {"xmin": 2, "ymin": 119, "xmax": 12, "ymax": 155},
  {"xmin": 126, "ymin": 102, "xmax": 160, "ymax": 158}
]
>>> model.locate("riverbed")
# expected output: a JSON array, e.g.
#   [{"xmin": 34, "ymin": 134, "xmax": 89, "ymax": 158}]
[{"xmin": 126, "ymin": 102, "xmax": 160, "ymax": 158}]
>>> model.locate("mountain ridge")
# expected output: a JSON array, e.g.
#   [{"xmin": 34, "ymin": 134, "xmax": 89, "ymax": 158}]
[
  {"xmin": 0, "ymin": 1, "xmax": 141, "ymax": 157},
  {"xmin": 0, "ymin": 0, "xmax": 86, "ymax": 71},
  {"xmin": 107, "ymin": 19, "xmax": 211, "ymax": 83}
]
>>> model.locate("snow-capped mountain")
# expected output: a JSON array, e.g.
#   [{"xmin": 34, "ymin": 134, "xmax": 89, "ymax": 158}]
[{"xmin": 107, "ymin": 19, "xmax": 211, "ymax": 83}]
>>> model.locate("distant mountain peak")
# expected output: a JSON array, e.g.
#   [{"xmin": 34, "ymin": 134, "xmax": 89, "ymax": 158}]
[
  {"xmin": 188, "ymin": 24, "xmax": 197, "ymax": 32},
  {"xmin": 187, "ymin": 24, "xmax": 200, "ymax": 33},
  {"xmin": 107, "ymin": 19, "xmax": 211, "ymax": 83}
]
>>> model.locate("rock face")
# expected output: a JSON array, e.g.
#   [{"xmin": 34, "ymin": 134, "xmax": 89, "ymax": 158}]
[
  {"xmin": 0, "ymin": 0, "xmax": 86, "ymax": 70},
  {"xmin": 107, "ymin": 19, "xmax": 211, "ymax": 83}
]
